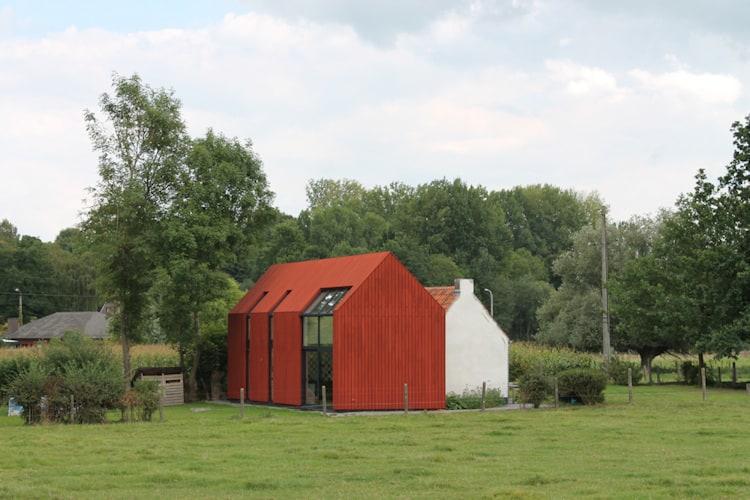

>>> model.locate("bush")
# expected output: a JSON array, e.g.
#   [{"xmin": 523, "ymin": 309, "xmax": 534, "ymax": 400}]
[
  {"xmin": 446, "ymin": 387, "xmax": 505, "ymax": 410},
  {"xmin": 123, "ymin": 380, "xmax": 161, "ymax": 422},
  {"xmin": 0, "ymin": 354, "xmax": 31, "ymax": 401},
  {"xmin": 510, "ymin": 342, "xmax": 599, "ymax": 383},
  {"xmin": 6, "ymin": 331, "xmax": 126, "ymax": 424},
  {"xmin": 606, "ymin": 357, "xmax": 643, "ymax": 385},
  {"xmin": 680, "ymin": 361, "xmax": 715, "ymax": 385},
  {"xmin": 8, "ymin": 361, "xmax": 50, "ymax": 424},
  {"xmin": 519, "ymin": 371, "xmax": 551, "ymax": 408},
  {"xmin": 557, "ymin": 368, "xmax": 607, "ymax": 405}
]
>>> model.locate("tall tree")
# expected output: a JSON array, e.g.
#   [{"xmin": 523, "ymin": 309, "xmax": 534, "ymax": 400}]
[
  {"xmin": 657, "ymin": 115, "xmax": 750, "ymax": 358},
  {"xmin": 159, "ymin": 130, "xmax": 274, "ymax": 400},
  {"xmin": 82, "ymin": 73, "xmax": 189, "ymax": 387}
]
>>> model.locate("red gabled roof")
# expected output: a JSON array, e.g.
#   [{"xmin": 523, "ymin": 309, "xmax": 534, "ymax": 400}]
[
  {"xmin": 425, "ymin": 286, "xmax": 458, "ymax": 311},
  {"xmin": 231, "ymin": 251, "xmax": 393, "ymax": 315}
]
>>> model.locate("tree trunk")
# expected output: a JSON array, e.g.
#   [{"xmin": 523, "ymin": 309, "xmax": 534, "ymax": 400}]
[
  {"xmin": 186, "ymin": 311, "xmax": 201, "ymax": 402},
  {"xmin": 639, "ymin": 353, "xmax": 653, "ymax": 384},
  {"xmin": 188, "ymin": 345, "xmax": 201, "ymax": 402},
  {"xmin": 120, "ymin": 320, "xmax": 131, "ymax": 392},
  {"xmin": 210, "ymin": 371, "xmax": 223, "ymax": 400}
]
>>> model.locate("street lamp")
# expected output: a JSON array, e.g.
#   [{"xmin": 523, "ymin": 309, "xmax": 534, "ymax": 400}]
[
  {"xmin": 14, "ymin": 288, "xmax": 22, "ymax": 326},
  {"xmin": 483, "ymin": 288, "xmax": 493, "ymax": 318}
]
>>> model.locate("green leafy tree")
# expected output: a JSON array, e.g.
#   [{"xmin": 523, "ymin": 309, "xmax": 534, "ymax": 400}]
[
  {"xmin": 159, "ymin": 130, "xmax": 274, "ymax": 400},
  {"xmin": 537, "ymin": 216, "xmax": 658, "ymax": 352},
  {"xmin": 656, "ymin": 115, "xmax": 750, "ymax": 358},
  {"xmin": 610, "ymin": 251, "xmax": 691, "ymax": 381},
  {"xmin": 82, "ymin": 73, "xmax": 189, "ymax": 387},
  {"xmin": 494, "ymin": 185, "xmax": 599, "ymax": 281}
]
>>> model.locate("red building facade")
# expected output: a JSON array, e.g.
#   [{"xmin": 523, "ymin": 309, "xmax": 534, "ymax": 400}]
[{"xmin": 227, "ymin": 252, "xmax": 446, "ymax": 411}]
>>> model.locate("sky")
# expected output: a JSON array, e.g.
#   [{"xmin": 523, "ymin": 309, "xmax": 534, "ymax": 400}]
[{"xmin": 1, "ymin": 0, "xmax": 749, "ymax": 242}]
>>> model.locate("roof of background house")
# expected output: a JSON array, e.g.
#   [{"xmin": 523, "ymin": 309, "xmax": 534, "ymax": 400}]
[
  {"xmin": 4, "ymin": 311, "xmax": 109, "ymax": 341},
  {"xmin": 426, "ymin": 286, "xmax": 459, "ymax": 311}
]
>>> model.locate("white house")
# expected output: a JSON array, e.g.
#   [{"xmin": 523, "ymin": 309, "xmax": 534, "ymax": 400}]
[{"xmin": 427, "ymin": 279, "xmax": 510, "ymax": 397}]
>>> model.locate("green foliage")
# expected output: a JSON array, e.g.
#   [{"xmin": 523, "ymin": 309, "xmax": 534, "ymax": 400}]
[
  {"xmin": 6, "ymin": 331, "xmax": 125, "ymax": 424},
  {"xmin": 519, "ymin": 371, "xmax": 551, "ymax": 408},
  {"xmin": 606, "ymin": 356, "xmax": 643, "ymax": 385},
  {"xmin": 556, "ymin": 368, "xmax": 607, "ymax": 405},
  {"xmin": 509, "ymin": 342, "xmax": 598, "ymax": 382},
  {"xmin": 7, "ymin": 361, "xmax": 49, "ymax": 424},
  {"xmin": 123, "ymin": 379, "xmax": 160, "ymax": 422},
  {"xmin": 83, "ymin": 72, "xmax": 190, "ymax": 384},
  {"xmin": 445, "ymin": 387, "xmax": 505, "ymax": 410},
  {"xmin": 0, "ymin": 353, "xmax": 31, "ymax": 400},
  {"xmin": 680, "ymin": 361, "xmax": 715, "ymax": 386}
]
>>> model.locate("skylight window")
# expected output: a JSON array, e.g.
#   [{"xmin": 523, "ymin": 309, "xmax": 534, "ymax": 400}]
[{"xmin": 303, "ymin": 288, "xmax": 350, "ymax": 316}]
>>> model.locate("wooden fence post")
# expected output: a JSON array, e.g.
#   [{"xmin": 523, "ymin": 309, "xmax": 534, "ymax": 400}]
[
  {"xmin": 322, "ymin": 385, "xmax": 328, "ymax": 416},
  {"xmin": 404, "ymin": 384, "xmax": 409, "ymax": 414},
  {"xmin": 159, "ymin": 388, "xmax": 164, "ymax": 423},
  {"xmin": 240, "ymin": 388, "xmax": 245, "ymax": 418},
  {"xmin": 701, "ymin": 368, "xmax": 707, "ymax": 401},
  {"xmin": 481, "ymin": 382, "xmax": 487, "ymax": 411},
  {"xmin": 733, "ymin": 362, "xmax": 738, "ymax": 384},
  {"xmin": 628, "ymin": 368, "xmax": 633, "ymax": 404},
  {"xmin": 746, "ymin": 383, "xmax": 750, "ymax": 397},
  {"xmin": 554, "ymin": 377, "xmax": 559, "ymax": 408}
]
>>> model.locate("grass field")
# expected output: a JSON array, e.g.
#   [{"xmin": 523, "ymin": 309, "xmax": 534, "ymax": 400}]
[{"xmin": 1, "ymin": 384, "xmax": 749, "ymax": 499}]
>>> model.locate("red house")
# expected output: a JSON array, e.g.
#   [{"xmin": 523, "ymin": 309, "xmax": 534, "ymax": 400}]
[{"xmin": 227, "ymin": 252, "xmax": 446, "ymax": 411}]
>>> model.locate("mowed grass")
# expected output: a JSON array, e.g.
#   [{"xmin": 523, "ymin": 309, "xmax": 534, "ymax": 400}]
[{"xmin": 1, "ymin": 385, "xmax": 749, "ymax": 499}]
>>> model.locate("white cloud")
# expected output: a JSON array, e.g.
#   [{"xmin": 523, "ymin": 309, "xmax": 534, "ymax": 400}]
[
  {"xmin": 629, "ymin": 68, "xmax": 742, "ymax": 105},
  {"xmin": 545, "ymin": 60, "xmax": 619, "ymax": 97},
  {"xmin": 1, "ymin": 1, "xmax": 749, "ymax": 241}
]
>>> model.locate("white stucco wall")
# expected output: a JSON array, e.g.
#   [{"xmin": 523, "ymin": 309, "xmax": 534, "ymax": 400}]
[{"xmin": 445, "ymin": 279, "xmax": 510, "ymax": 397}]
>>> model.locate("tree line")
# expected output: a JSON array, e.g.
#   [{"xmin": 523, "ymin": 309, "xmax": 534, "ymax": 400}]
[{"xmin": 2, "ymin": 72, "xmax": 749, "ymax": 393}]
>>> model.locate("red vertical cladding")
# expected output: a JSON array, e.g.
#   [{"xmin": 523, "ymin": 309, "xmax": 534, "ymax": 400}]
[
  {"xmin": 226, "ymin": 312, "xmax": 247, "ymax": 399},
  {"xmin": 271, "ymin": 311, "xmax": 302, "ymax": 406},
  {"xmin": 334, "ymin": 253, "xmax": 445, "ymax": 411},
  {"xmin": 248, "ymin": 311, "xmax": 270, "ymax": 402}
]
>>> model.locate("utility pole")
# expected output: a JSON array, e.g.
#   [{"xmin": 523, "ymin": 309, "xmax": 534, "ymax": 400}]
[
  {"xmin": 601, "ymin": 208, "xmax": 611, "ymax": 362},
  {"xmin": 15, "ymin": 288, "xmax": 23, "ymax": 326}
]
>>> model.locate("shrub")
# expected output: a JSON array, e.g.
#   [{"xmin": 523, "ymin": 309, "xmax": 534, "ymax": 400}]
[
  {"xmin": 519, "ymin": 371, "xmax": 551, "ymax": 408},
  {"xmin": 6, "ymin": 331, "xmax": 126, "ymax": 424},
  {"xmin": 446, "ymin": 387, "xmax": 505, "ymax": 410},
  {"xmin": 557, "ymin": 368, "xmax": 607, "ymax": 405},
  {"xmin": 123, "ymin": 380, "xmax": 161, "ymax": 422},
  {"xmin": 606, "ymin": 357, "xmax": 643, "ymax": 385},
  {"xmin": 680, "ymin": 361, "xmax": 715, "ymax": 385},
  {"xmin": 510, "ymin": 342, "xmax": 599, "ymax": 383},
  {"xmin": 8, "ymin": 361, "xmax": 50, "ymax": 424},
  {"xmin": 0, "ymin": 354, "xmax": 31, "ymax": 401}
]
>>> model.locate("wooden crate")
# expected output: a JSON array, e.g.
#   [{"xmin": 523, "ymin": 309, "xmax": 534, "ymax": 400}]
[{"xmin": 133, "ymin": 367, "xmax": 184, "ymax": 406}]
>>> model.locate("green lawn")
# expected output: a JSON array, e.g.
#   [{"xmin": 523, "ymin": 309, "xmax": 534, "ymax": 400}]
[{"xmin": 1, "ymin": 385, "xmax": 749, "ymax": 499}]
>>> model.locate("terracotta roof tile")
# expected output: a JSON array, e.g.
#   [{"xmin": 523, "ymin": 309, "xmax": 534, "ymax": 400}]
[{"xmin": 426, "ymin": 286, "xmax": 458, "ymax": 311}]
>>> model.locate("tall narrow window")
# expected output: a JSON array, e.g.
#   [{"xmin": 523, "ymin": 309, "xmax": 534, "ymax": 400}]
[{"xmin": 302, "ymin": 288, "xmax": 348, "ymax": 405}]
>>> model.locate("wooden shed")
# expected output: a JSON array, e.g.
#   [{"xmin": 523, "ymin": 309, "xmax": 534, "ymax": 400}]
[
  {"xmin": 227, "ymin": 252, "xmax": 446, "ymax": 411},
  {"xmin": 132, "ymin": 367, "xmax": 184, "ymax": 406}
]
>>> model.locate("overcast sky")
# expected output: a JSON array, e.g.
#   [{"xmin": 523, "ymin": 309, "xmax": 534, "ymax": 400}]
[{"xmin": 1, "ymin": 0, "xmax": 749, "ymax": 242}]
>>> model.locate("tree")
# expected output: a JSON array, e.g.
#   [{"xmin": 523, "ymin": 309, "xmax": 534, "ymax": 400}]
[
  {"xmin": 610, "ymin": 251, "xmax": 690, "ymax": 381},
  {"xmin": 82, "ymin": 73, "xmax": 189, "ymax": 388},
  {"xmin": 494, "ymin": 185, "xmax": 599, "ymax": 281},
  {"xmin": 536, "ymin": 216, "xmax": 659, "ymax": 353},
  {"xmin": 159, "ymin": 130, "xmax": 274, "ymax": 400},
  {"xmin": 655, "ymin": 115, "xmax": 750, "ymax": 359}
]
